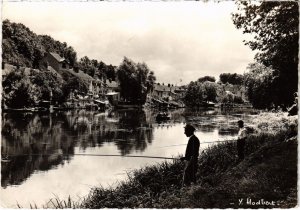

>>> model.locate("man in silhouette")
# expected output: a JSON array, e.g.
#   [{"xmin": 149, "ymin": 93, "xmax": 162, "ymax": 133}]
[{"xmin": 180, "ymin": 124, "xmax": 200, "ymax": 186}]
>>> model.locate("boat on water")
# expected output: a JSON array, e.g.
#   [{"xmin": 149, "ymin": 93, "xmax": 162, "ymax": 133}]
[{"xmin": 155, "ymin": 112, "xmax": 171, "ymax": 121}]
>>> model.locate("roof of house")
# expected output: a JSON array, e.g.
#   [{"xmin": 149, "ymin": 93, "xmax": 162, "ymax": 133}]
[
  {"xmin": 154, "ymin": 84, "xmax": 172, "ymax": 92},
  {"xmin": 174, "ymin": 86, "xmax": 186, "ymax": 92},
  {"xmin": 154, "ymin": 84, "xmax": 186, "ymax": 92},
  {"xmin": 49, "ymin": 52, "xmax": 66, "ymax": 62}
]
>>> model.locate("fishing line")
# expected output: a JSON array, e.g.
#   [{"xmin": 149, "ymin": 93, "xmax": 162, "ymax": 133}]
[
  {"xmin": 202, "ymin": 139, "xmax": 238, "ymax": 144},
  {"xmin": 1, "ymin": 153, "xmax": 179, "ymax": 160},
  {"xmin": 156, "ymin": 138, "xmax": 239, "ymax": 148},
  {"xmin": 2, "ymin": 139, "xmax": 239, "ymax": 160}
]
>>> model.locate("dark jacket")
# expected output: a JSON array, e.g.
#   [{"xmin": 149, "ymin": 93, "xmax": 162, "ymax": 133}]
[{"xmin": 182, "ymin": 135, "xmax": 200, "ymax": 161}]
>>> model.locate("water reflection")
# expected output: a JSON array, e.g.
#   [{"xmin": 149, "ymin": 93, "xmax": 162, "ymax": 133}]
[
  {"xmin": 1, "ymin": 109, "xmax": 155, "ymax": 188},
  {"xmin": 1, "ymin": 107, "xmax": 256, "ymax": 207}
]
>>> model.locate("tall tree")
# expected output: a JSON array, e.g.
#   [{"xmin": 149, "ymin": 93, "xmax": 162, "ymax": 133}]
[
  {"xmin": 219, "ymin": 73, "xmax": 243, "ymax": 85},
  {"xmin": 3, "ymin": 69, "xmax": 40, "ymax": 108},
  {"xmin": 232, "ymin": 1, "xmax": 299, "ymax": 107},
  {"xmin": 198, "ymin": 76, "xmax": 216, "ymax": 83},
  {"xmin": 106, "ymin": 64, "xmax": 116, "ymax": 81},
  {"xmin": 184, "ymin": 81, "xmax": 219, "ymax": 107},
  {"xmin": 117, "ymin": 57, "xmax": 155, "ymax": 105},
  {"xmin": 244, "ymin": 63, "xmax": 277, "ymax": 109}
]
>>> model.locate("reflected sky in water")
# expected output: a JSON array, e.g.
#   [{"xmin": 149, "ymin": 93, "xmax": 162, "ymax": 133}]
[{"xmin": 1, "ymin": 108, "xmax": 257, "ymax": 207}]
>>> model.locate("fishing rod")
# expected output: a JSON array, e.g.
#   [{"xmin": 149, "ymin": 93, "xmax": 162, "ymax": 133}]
[
  {"xmin": 1, "ymin": 139, "xmax": 241, "ymax": 161},
  {"xmin": 1, "ymin": 153, "xmax": 179, "ymax": 160},
  {"xmin": 73, "ymin": 154, "xmax": 178, "ymax": 160},
  {"xmin": 2, "ymin": 139, "xmax": 240, "ymax": 160},
  {"xmin": 202, "ymin": 139, "xmax": 239, "ymax": 144},
  {"xmin": 156, "ymin": 138, "xmax": 239, "ymax": 148}
]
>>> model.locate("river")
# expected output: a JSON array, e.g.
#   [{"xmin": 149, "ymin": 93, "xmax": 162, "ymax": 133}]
[{"xmin": 1, "ymin": 108, "xmax": 258, "ymax": 208}]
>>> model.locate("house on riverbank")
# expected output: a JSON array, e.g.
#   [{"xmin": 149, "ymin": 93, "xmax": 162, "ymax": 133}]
[
  {"xmin": 105, "ymin": 80, "xmax": 120, "ymax": 105},
  {"xmin": 148, "ymin": 83, "xmax": 186, "ymax": 108},
  {"xmin": 65, "ymin": 79, "xmax": 121, "ymax": 109},
  {"xmin": 151, "ymin": 83, "xmax": 186, "ymax": 101},
  {"xmin": 39, "ymin": 52, "xmax": 69, "ymax": 72}
]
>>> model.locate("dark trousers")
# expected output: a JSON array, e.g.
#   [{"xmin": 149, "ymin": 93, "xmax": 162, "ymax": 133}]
[
  {"xmin": 183, "ymin": 159, "xmax": 198, "ymax": 186},
  {"xmin": 237, "ymin": 138, "xmax": 245, "ymax": 160}
]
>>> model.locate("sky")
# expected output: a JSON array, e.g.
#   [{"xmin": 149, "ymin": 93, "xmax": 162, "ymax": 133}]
[{"xmin": 2, "ymin": 1, "xmax": 255, "ymax": 85}]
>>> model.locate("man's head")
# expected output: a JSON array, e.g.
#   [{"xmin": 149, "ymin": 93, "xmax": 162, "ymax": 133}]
[
  {"xmin": 238, "ymin": 120, "xmax": 244, "ymax": 128},
  {"xmin": 184, "ymin": 124, "xmax": 195, "ymax": 137}
]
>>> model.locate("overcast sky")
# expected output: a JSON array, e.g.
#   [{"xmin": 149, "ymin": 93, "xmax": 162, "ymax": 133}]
[{"xmin": 3, "ymin": 1, "xmax": 255, "ymax": 85}]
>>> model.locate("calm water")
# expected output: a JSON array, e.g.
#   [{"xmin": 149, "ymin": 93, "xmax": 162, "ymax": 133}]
[{"xmin": 1, "ymin": 108, "xmax": 258, "ymax": 207}]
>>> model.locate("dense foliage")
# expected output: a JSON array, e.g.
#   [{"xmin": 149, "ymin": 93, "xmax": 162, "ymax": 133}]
[
  {"xmin": 184, "ymin": 81, "xmax": 218, "ymax": 107},
  {"xmin": 2, "ymin": 67, "xmax": 92, "ymax": 108},
  {"xmin": 77, "ymin": 56, "xmax": 116, "ymax": 81},
  {"xmin": 117, "ymin": 57, "xmax": 156, "ymax": 105},
  {"xmin": 219, "ymin": 73, "xmax": 243, "ymax": 85},
  {"xmin": 2, "ymin": 19, "xmax": 77, "ymax": 68},
  {"xmin": 2, "ymin": 19, "xmax": 126, "ymax": 108},
  {"xmin": 2, "ymin": 19, "xmax": 116, "ymax": 82},
  {"xmin": 244, "ymin": 63, "xmax": 277, "ymax": 109},
  {"xmin": 2, "ymin": 68, "xmax": 65, "ymax": 108},
  {"xmin": 232, "ymin": 1, "xmax": 299, "ymax": 107},
  {"xmin": 197, "ymin": 76, "xmax": 216, "ymax": 83},
  {"xmin": 60, "ymin": 71, "xmax": 89, "ymax": 101}
]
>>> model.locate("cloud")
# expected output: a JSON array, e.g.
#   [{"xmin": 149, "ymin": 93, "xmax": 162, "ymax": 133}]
[{"xmin": 3, "ymin": 1, "xmax": 255, "ymax": 84}]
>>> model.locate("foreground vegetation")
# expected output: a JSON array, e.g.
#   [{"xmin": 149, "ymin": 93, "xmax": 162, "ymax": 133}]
[{"xmin": 37, "ymin": 112, "xmax": 297, "ymax": 209}]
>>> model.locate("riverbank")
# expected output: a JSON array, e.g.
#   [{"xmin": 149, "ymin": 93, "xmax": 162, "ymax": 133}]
[{"xmin": 39, "ymin": 112, "xmax": 297, "ymax": 208}]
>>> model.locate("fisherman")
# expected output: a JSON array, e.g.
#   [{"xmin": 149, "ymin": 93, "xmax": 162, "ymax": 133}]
[
  {"xmin": 180, "ymin": 124, "xmax": 200, "ymax": 186},
  {"xmin": 237, "ymin": 120, "xmax": 247, "ymax": 160}
]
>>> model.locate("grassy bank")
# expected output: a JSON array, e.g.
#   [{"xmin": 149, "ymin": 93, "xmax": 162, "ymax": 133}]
[{"xmin": 44, "ymin": 112, "xmax": 297, "ymax": 208}]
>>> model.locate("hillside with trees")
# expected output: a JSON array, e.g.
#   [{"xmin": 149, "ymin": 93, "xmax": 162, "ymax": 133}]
[
  {"xmin": 2, "ymin": 19, "xmax": 156, "ymax": 108},
  {"xmin": 2, "ymin": 19, "xmax": 117, "ymax": 82},
  {"xmin": 2, "ymin": 19, "xmax": 77, "ymax": 69}
]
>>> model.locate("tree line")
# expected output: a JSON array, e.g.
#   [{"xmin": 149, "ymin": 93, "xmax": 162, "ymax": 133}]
[
  {"xmin": 185, "ymin": 2, "xmax": 299, "ymax": 110},
  {"xmin": 3, "ymin": 0, "xmax": 299, "ymax": 111},
  {"xmin": 183, "ymin": 75, "xmax": 244, "ymax": 107},
  {"xmin": 2, "ymin": 19, "xmax": 116, "ymax": 81},
  {"xmin": 2, "ymin": 19, "xmax": 156, "ymax": 108}
]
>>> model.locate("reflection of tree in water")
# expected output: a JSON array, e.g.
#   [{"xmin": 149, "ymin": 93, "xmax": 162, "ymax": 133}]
[
  {"xmin": 61, "ymin": 109, "xmax": 154, "ymax": 155},
  {"xmin": 1, "ymin": 112, "xmax": 75, "ymax": 188},
  {"xmin": 107, "ymin": 110, "xmax": 154, "ymax": 155},
  {"xmin": 1, "ymin": 109, "xmax": 155, "ymax": 187}
]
